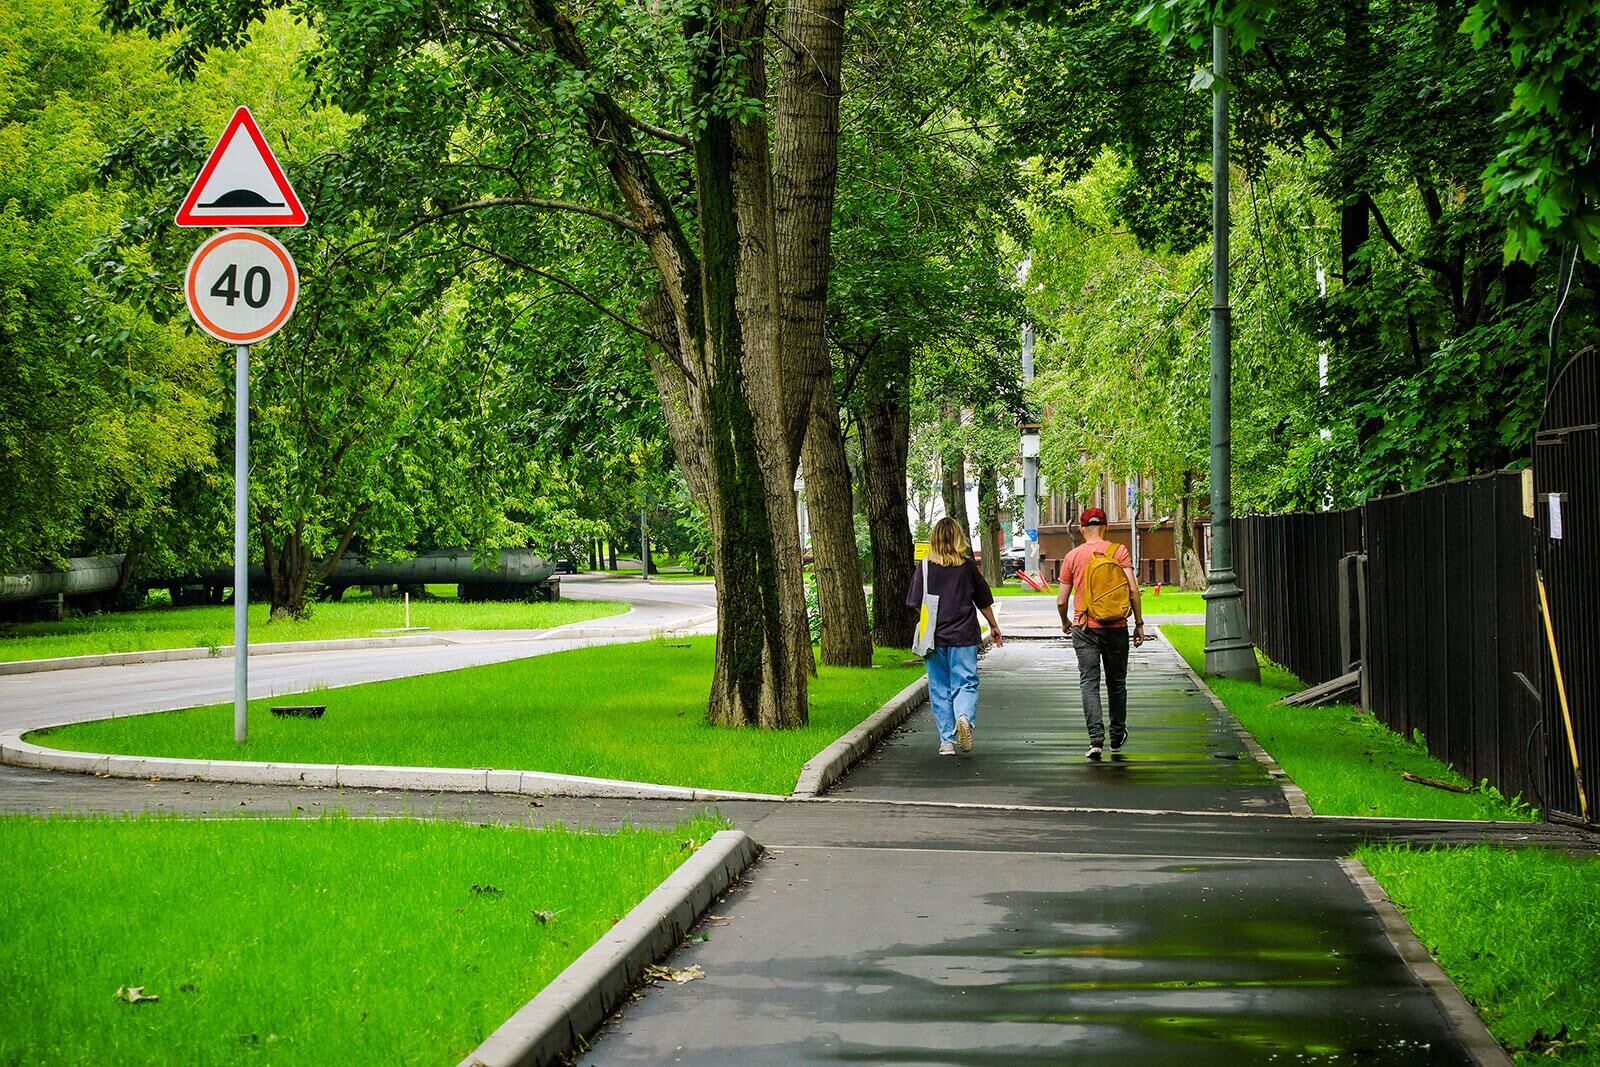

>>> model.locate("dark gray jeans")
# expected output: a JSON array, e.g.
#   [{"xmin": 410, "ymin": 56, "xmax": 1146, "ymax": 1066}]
[{"xmin": 1072, "ymin": 625, "xmax": 1129, "ymax": 746}]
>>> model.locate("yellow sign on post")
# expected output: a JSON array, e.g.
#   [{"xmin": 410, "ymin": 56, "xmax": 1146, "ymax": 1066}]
[{"xmin": 913, "ymin": 542, "xmax": 931, "ymax": 561}]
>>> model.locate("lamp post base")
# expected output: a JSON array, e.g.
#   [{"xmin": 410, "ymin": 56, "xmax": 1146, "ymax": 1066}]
[{"xmin": 1203, "ymin": 569, "xmax": 1260, "ymax": 680}]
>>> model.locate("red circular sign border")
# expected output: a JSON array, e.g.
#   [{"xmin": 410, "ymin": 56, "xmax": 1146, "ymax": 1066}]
[{"xmin": 184, "ymin": 229, "xmax": 299, "ymax": 344}]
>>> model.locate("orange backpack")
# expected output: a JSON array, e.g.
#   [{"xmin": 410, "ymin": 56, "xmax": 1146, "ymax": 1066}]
[{"xmin": 1083, "ymin": 543, "xmax": 1132, "ymax": 623}]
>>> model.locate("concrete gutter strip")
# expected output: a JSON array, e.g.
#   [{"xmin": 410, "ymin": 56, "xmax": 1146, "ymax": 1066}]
[
  {"xmin": 792, "ymin": 676, "xmax": 929, "ymax": 797},
  {"xmin": 461, "ymin": 829, "xmax": 760, "ymax": 1067},
  {"xmin": 0, "ymin": 732, "xmax": 788, "ymax": 802},
  {"xmin": 1154, "ymin": 624, "xmax": 1314, "ymax": 818},
  {"xmin": 0, "ymin": 634, "xmax": 450, "ymax": 676},
  {"xmin": 1338, "ymin": 858, "xmax": 1514, "ymax": 1067}
]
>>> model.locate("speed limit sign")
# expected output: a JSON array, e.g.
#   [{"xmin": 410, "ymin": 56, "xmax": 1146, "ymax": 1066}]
[{"xmin": 184, "ymin": 229, "xmax": 298, "ymax": 344}]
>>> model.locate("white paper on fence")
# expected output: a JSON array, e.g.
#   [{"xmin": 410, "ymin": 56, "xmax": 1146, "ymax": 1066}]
[{"xmin": 1550, "ymin": 495, "xmax": 1564, "ymax": 540}]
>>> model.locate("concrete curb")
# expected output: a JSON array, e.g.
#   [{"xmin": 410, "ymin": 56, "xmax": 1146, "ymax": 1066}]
[
  {"xmin": 0, "ymin": 634, "xmax": 450, "ymax": 676},
  {"xmin": 1152, "ymin": 623, "xmax": 1314, "ymax": 818},
  {"xmin": 1337, "ymin": 858, "xmax": 1513, "ymax": 1066},
  {"xmin": 0, "ymin": 731, "xmax": 785, "ymax": 803},
  {"xmin": 535, "ymin": 608, "xmax": 716, "ymax": 641},
  {"xmin": 460, "ymin": 829, "xmax": 760, "ymax": 1067},
  {"xmin": 792, "ymin": 676, "xmax": 929, "ymax": 797}
]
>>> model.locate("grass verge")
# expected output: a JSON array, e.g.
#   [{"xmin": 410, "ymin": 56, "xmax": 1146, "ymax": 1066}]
[
  {"xmin": 0, "ymin": 593, "xmax": 627, "ymax": 662},
  {"xmin": 1357, "ymin": 844, "xmax": 1600, "ymax": 1064},
  {"xmin": 33, "ymin": 637, "xmax": 921, "ymax": 795},
  {"xmin": 1163, "ymin": 624, "xmax": 1534, "ymax": 820},
  {"xmin": 0, "ymin": 812, "xmax": 727, "ymax": 1066}
]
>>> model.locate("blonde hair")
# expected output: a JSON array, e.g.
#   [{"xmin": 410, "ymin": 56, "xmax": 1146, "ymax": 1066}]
[{"xmin": 929, "ymin": 517, "xmax": 970, "ymax": 566}]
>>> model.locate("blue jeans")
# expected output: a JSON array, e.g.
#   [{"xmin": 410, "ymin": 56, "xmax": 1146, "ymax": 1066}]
[{"xmin": 925, "ymin": 644, "xmax": 980, "ymax": 743}]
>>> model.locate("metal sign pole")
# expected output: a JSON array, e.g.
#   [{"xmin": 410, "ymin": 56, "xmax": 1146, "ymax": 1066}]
[{"xmin": 234, "ymin": 342, "xmax": 250, "ymax": 743}]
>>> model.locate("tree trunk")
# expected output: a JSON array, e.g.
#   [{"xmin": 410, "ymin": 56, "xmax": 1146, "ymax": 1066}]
[
  {"xmin": 1177, "ymin": 473, "xmax": 1206, "ymax": 590},
  {"xmin": 858, "ymin": 340, "xmax": 918, "ymax": 648},
  {"xmin": 803, "ymin": 389, "xmax": 873, "ymax": 665},
  {"xmin": 977, "ymin": 465, "xmax": 1002, "ymax": 587},
  {"xmin": 940, "ymin": 405, "xmax": 968, "ymax": 536},
  {"xmin": 696, "ymin": 0, "xmax": 810, "ymax": 727},
  {"xmin": 261, "ymin": 525, "xmax": 313, "ymax": 620},
  {"xmin": 772, "ymin": 0, "xmax": 867, "ymax": 666}
]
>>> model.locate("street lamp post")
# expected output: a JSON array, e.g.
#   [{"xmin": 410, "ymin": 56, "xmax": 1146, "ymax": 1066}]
[{"xmin": 1203, "ymin": 24, "xmax": 1260, "ymax": 680}]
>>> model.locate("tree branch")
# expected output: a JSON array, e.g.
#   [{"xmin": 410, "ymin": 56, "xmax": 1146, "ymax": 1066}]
[
  {"xmin": 430, "ymin": 196, "xmax": 640, "ymax": 234},
  {"xmin": 625, "ymin": 114, "xmax": 694, "ymax": 148},
  {"xmin": 458, "ymin": 238, "xmax": 681, "ymax": 359}
]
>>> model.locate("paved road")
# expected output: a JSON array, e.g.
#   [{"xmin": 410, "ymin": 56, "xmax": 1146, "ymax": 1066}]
[
  {"xmin": 581, "ymin": 637, "xmax": 1513, "ymax": 1065},
  {"xmin": 0, "ymin": 576, "xmax": 709, "ymax": 734}
]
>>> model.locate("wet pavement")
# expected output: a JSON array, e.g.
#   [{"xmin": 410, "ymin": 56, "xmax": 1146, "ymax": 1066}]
[
  {"xmin": 580, "ymin": 637, "xmax": 1495, "ymax": 1065},
  {"xmin": 833, "ymin": 637, "xmax": 1287, "ymax": 815},
  {"xmin": 584, "ymin": 848, "xmax": 1470, "ymax": 1065}
]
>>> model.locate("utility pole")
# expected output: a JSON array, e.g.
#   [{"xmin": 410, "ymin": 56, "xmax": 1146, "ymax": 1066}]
[
  {"xmin": 1203, "ymin": 24, "xmax": 1260, "ymax": 680},
  {"xmin": 1020, "ymin": 320, "xmax": 1041, "ymax": 582}
]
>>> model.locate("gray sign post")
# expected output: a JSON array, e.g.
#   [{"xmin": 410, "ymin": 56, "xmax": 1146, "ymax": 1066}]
[{"xmin": 233, "ymin": 344, "xmax": 250, "ymax": 742}]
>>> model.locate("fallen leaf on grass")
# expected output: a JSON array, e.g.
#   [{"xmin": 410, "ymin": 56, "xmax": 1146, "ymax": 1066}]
[
  {"xmin": 532, "ymin": 909, "xmax": 558, "ymax": 924},
  {"xmin": 644, "ymin": 964, "xmax": 705, "ymax": 985},
  {"xmin": 114, "ymin": 986, "xmax": 158, "ymax": 1004}
]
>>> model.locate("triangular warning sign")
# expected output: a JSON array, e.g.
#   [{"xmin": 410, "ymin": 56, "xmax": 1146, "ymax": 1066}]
[{"xmin": 175, "ymin": 106, "xmax": 307, "ymax": 227}]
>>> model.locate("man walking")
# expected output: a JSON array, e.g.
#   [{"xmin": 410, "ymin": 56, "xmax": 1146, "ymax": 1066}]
[{"xmin": 1056, "ymin": 507, "xmax": 1145, "ymax": 760}]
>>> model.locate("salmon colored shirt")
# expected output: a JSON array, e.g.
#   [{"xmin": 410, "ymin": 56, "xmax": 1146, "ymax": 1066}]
[{"xmin": 1059, "ymin": 540, "xmax": 1134, "ymax": 629}]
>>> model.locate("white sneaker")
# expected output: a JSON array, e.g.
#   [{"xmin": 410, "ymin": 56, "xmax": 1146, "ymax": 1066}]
[
  {"xmin": 938, "ymin": 741, "xmax": 956, "ymax": 756},
  {"xmin": 1085, "ymin": 745, "xmax": 1103, "ymax": 761},
  {"xmin": 955, "ymin": 717, "xmax": 973, "ymax": 753}
]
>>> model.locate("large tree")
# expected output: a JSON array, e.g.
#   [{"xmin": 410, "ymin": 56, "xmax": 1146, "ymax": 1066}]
[{"xmin": 101, "ymin": 0, "xmax": 875, "ymax": 723}]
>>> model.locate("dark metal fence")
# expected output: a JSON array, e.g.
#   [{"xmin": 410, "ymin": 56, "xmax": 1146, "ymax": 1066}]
[{"xmin": 1234, "ymin": 510, "xmax": 1363, "ymax": 686}]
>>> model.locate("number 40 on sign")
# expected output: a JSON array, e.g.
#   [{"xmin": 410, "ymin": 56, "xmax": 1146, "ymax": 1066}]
[{"xmin": 184, "ymin": 229, "xmax": 298, "ymax": 344}]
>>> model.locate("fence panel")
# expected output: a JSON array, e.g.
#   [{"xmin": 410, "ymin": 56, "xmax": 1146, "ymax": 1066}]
[
  {"xmin": 1535, "ymin": 346, "xmax": 1600, "ymax": 825},
  {"xmin": 1362, "ymin": 472, "xmax": 1542, "ymax": 803},
  {"xmin": 1234, "ymin": 510, "xmax": 1361, "ymax": 687}
]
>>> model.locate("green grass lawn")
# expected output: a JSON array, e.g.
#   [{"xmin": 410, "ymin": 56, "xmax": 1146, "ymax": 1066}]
[
  {"xmin": 1163, "ymin": 624, "xmax": 1534, "ymax": 820},
  {"xmin": 1357, "ymin": 844, "xmax": 1600, "ymax": 1064},
  {"xmin": 0, "ymin": 592, "xmax": 628, "ymax": 662},
  {"xmin": 34, "ymin": 638, "xmax": 921, "ymax": 795},
  {"xmin": 600, "ymin": 568, "xmax": 711, "ymax": 580},
  {"xmin": 0, "ymin": 812, "xmax": 726, "ymax": 1066}
]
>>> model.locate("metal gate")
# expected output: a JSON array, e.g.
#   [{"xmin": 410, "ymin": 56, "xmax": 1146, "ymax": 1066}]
[{"xmin": 1534, "ymin": 346, "xmax": 1600, "ymax": 825}]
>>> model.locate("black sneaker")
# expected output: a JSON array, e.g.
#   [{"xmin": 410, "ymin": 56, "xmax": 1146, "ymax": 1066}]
[
  {"xmin": 1110, "ymin": 728, "xmax": 1129, "ymax": 752},
  {"xmin": 1085, "ymin": 745, "xmax": 1103, "ymax": 761}
]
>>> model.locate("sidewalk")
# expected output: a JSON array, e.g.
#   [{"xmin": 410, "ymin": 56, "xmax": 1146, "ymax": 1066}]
[{"xmin": 581, "ymin": 636, "xmax": 1491, "ymax": 1065}]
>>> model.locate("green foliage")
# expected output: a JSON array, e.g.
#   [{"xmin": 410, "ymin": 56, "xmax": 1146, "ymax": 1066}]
[
  {"xmin": 1462, "ymin": 1, "xmax": 1600, "ymax": 264},
  {"xmin": 0, "ymin": 0, "xmax": 218, "ymax": 572}
]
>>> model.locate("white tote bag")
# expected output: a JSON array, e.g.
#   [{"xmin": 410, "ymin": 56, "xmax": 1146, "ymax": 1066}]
[{"xmin": 912, "ymin": 558, "xmax": 940, "ymax": 657}]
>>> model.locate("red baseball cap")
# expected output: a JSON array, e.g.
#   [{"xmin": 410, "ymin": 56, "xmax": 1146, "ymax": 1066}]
[{"xmin": 1080, "ymin": 508, "xmax": 1108, "ymax": 526}]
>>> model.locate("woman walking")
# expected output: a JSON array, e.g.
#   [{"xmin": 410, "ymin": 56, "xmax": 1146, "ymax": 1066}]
[{"xmin": 906, "ymin": 517, "xmax": 1005, "ymax": 756}]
